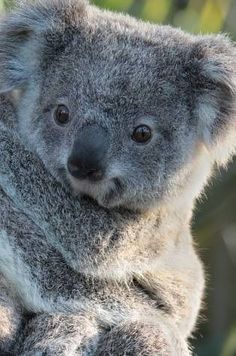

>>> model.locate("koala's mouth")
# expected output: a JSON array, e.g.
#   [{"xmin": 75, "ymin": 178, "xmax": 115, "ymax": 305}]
[{"xmin": 67, "ymin": 174, "xmax": 125, "ymax": 208}]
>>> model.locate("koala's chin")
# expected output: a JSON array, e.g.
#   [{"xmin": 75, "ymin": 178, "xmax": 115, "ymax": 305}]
[{"xmin": 68, "ymin": 174, "xmax": 125, "ymax": 209}]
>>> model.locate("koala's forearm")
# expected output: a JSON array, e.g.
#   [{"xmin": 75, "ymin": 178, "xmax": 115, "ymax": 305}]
[
  {"xmin": 13, "ymin": 313, "xmax": 190, "ymax": 356},
  {"xmin": 18, "ymin": 318, "xmax": 190, "ymax": 356}
]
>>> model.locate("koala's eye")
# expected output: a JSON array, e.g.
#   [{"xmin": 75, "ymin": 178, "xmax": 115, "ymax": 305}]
[
  {"xmin": 132, "ymin": 125, "xmax": 152, "ymax": 143},
  {"xmin": 54, "ymin": 105, "xmax": 70, "ymax": 126}
]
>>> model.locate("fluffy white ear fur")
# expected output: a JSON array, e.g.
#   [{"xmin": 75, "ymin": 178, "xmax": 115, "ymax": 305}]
[
  {"xmin": 194, "ymin": 35, "xmax": 236, "ymax": 166},
  {"xmin": 0, "ymin": 8, "xmax": 47, "ymax": 93},
  {"xmin": 0, "ymin": 0, "xmax": 88, "ymax": 93}
]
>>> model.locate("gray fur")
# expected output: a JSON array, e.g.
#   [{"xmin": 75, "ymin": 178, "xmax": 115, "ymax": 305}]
[{"xmin": 0, "ymin": 0, "xmax": 235, "ymax": 354}]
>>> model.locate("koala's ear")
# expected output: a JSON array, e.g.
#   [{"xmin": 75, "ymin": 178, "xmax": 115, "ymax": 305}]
[
  {"xmin": 192, "ymin": 35, "xmax": 236, "ymax": 166},
  {"xmin": 0, "ymin": 4, "xmax": 49, "ymax": 93},
  {"xmin": 0, "ymin": 0, "xmax": 88, "ymax": 94}
]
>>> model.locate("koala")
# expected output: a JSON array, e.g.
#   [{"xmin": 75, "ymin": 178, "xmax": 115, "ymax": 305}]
[{"xmin": 0, "ymin": 0, "xmax": 235, "ymax": 354}]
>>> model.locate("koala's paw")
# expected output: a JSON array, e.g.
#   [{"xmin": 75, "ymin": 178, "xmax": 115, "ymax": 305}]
[
  {"xmin": 15, "ymin": 313, "xmax": 99, "ymax": 356},
  {"xmin": 95, "ymin": 321, "xmax": 190, "ymax": 356}
]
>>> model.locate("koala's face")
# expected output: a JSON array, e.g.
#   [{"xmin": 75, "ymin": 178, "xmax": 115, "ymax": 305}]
[
  {"xmin": 16, "ymin": 26, "xmax": 198, "ymax": 210},
  {"xmin": 1, "ymin": 1, "xmax": 236, "ymax": 210}
]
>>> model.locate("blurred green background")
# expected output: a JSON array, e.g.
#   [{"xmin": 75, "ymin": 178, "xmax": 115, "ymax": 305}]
[{"xmin": 1, "ymin": 0, "xmax": 236, "ymax": 355}]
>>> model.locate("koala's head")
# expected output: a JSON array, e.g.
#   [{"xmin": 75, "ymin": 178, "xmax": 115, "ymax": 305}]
[{"xmin": 0, "ymin": 0, "xmax": 236, "ymax": 211}]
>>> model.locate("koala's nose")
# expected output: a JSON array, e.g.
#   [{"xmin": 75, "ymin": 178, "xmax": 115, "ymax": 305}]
[{"xmin": 67, "ymin": 125, "xmax": 109, "ymax": 181}]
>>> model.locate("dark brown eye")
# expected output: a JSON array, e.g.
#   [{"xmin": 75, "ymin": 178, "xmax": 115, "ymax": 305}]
[
  {"xmin": 54, "ymin": 105, "xmax": 70, "ymax": 125},
  {"xmin": 132, "ymin": 125, "xmax": 152, "ymax": 143}
]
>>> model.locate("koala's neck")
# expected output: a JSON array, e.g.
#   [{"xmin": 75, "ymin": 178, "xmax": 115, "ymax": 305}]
[
  {"xmin": 93, "ymin": 206, "xmax": 189, "ymax": 281},
  {"xmin": 96, "ymin": 150, "xmax": 212, "ymax": 281}
]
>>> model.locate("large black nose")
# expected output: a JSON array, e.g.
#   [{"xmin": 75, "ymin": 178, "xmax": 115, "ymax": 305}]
[{"xmin": 67, "ymin": 125, "xmax": 109, "ymax": 181}]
